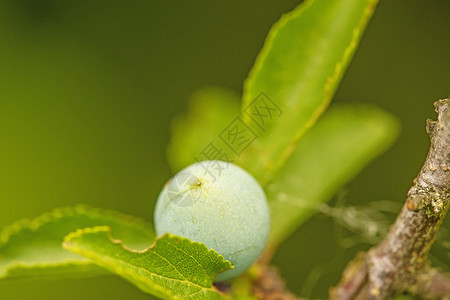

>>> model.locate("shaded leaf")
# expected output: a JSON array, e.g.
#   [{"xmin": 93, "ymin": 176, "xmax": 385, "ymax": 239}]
[
  {"xmin": 64, "ymin": 226, "xmax": 232, "ymax": 299},
  {"xmin": 0, "ymin": 205, "xmax": 155, "ymax": 280},
  {"xmin": 167, "ymin": 86, "xmax": 240, "ymax": 172},
  {"xmin": 268, "ymin": 104, "xmax": 399, "ymax": 246},
  {"xmin": 238, "ymin": 0, "xmax": 379, "ymax": 184}
]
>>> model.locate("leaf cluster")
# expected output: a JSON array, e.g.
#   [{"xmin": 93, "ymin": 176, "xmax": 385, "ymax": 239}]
[{"xmin": 1, "ymin": 0, "xmax": 400, "ymax": 299}]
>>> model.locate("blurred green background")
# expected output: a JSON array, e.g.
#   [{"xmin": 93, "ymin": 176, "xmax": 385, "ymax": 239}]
[{"xmin": 0, "ymin": 0, "xmax": 449, "ymax": 299}]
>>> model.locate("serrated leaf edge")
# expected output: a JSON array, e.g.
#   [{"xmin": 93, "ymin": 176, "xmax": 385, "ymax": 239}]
[
  {"xmin": 242, "ymin": 0, "xmax": 314, "ymax": 108},
  {"xmin": 242, "ymin": 0, "xmax": 380, "ymax": 171},
  {"xmin": 0, "ymin": 205, "xmax": 153, "ymax": 279},
  {"xmin": 0, "ymin": 204, "xmax": 153, "ymax": 247},
  {"xmin": 63, "ymin": 226, "xmax": 232, "ymax": 299}
]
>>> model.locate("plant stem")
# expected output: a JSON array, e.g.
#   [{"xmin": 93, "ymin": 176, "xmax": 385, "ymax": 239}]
[{"xmin": 331, "ymin": 99, "xmax": 450, "ymax": 299}]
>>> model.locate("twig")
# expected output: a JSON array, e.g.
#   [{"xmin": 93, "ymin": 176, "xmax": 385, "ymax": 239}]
[
  {"xmin": 252, "ymin": 264, "xmax": 304, "ymax": 300},
  {"xmin": 331, "ymin": 99, "xmax": 450, "ymax": 299},
  {"xmin": 415, "ymin": 268, "xmax": 450, "ymax": 300}
]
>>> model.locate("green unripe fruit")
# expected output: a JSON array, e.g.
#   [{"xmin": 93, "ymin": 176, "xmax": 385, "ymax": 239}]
[{"xmin": 154, "ymin": 160, "xmax": 270, "ymax": 281}]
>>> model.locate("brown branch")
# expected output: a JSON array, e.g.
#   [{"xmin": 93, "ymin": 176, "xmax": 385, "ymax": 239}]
[
  {"xmin": 216, "ymin": 263, "xmax": 303, "ymax": 300},
  {"xmin": 331, "ymin": 99, "xmax": 450, "ymax": 299},
  {"xmin": 252, "ymin": 264, "xmax": 303, "ymax": 300},
  {"xmin": 415, "ymin": 268, "xmax": 450, "ymax": 300}
]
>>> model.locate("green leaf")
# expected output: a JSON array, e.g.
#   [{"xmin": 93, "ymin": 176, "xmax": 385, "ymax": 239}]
[
  {"xmin": 268, "ymin": 104, "xmax": 399, "ymax": 246},
  {"xmin": 238, "ymin": 0, "xmax": 379, "ymax": 184},
  {"xmin": 167, "ymin": 86, "xmax": 240, "ymax": 172},
  {"xmin": 0, "ymin": 205, "xmax": 155, "ymax": 280},
  {"xmin": 63, "ymin": 226, "xmax": 233, "ymax": 300}
]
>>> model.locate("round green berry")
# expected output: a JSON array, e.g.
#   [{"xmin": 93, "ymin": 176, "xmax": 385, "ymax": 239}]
[{"xmin": 154, "ymin": 160, "xmax": 270, "ymax": 281}]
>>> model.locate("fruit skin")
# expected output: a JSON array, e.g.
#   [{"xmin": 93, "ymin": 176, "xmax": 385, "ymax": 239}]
[{"xmin": 154, "ymin": 160, "xmax": 270, "ymax": 281}]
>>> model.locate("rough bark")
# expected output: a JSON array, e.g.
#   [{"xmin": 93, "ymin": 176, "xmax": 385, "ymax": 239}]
[{"xmin": 331, "ymin": 99, "xmax": 450, "ymax": 299}]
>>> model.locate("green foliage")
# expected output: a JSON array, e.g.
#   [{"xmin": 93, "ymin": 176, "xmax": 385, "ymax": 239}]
[
  {"xmin": 63, "ymin": 226, "xmax": 232, "ymax": 299},
  {"xmin": 166, "ymin": 0, "xmax": 395, "ymax": 249},
  {"xmin": 238, "ymin": 0, "xmax": 379, "ymax": 184},
  {"xmin": 0, "ymin": 205, "xmax": 154, "ymax": 280},
  {"xmin": 0, "ymin": 0, "xmax": 401, "ymax": 298},
  {"xmin": 167, "ymin": 87, "xmax": 240, "ymax": 172},
  {"xmin": 268, "ymin": 104, "xmax": 399, "ymax": 245}
]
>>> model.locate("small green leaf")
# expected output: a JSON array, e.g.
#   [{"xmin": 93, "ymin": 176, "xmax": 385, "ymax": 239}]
[
  {"xmin": 167, "ymin": 86, "xmax": 240, "ymax": 172},
  {"xmin": 63, "ymin": 226, "xmax": 233, "ymax": 300},
  {"xmin": 0, "ymin": 205, "xmax": 155, "ymax": 280},
  {"xmin": 268, "ymin": 104, "xmax": 399, "ymax": 246},
  {"xmin": 238, "ymin": 0, "xmax": 379, "ymax": 184}
]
